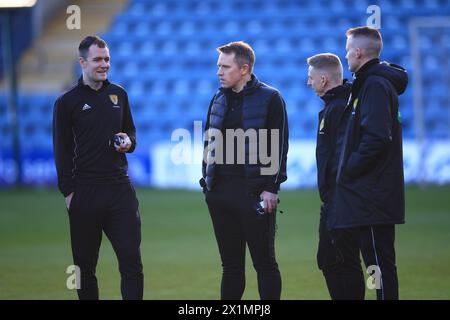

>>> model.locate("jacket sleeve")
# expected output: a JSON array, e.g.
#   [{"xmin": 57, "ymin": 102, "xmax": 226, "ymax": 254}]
[
  {"xmin": 201, "ymin": 96, "xmax": 215, "ymax": 181},
  {"xmin": 263, "ymin": 92, "xmax": 289, "ymax": 194},
  {"xmin": 52, "ymin": 97, "xmax": 76, "ymax": 197},
  {"xmin": 345, "ymin": 80, "xmax": 392, "ymax": 178},
  {"xmin": 122, "ymin": 91, "xmax": 137, "ymax": 153}
]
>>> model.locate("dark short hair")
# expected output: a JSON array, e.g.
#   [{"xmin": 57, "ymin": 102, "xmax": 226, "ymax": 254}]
[
  {"xmin": 346, "ymin": 26, "xmax": 383, "ymax": 56},
  {"xmin": 217, "ymin": 41, "xmax": 255, "ymax": 73},
  {"xmin": 79, "ymin": 35, "xmax": 108, "ymax": 59}
]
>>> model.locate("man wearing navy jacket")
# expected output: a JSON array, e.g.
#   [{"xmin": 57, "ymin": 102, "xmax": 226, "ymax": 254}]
[
  {"xmin": 200, "ymin": 41, "xmax": 289, "ymax": 300},
  {"xmin": 329, "ymin": 27, "xmax": 408, "ymax": 300}
]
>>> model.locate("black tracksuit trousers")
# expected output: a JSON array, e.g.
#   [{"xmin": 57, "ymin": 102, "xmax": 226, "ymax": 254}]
[
  {"xmin": 317, "ymin": 211, "xmax": 398, "ymax": 300},
  {"xmin": 67, "ymin": 182, "xmax": 143, "ymax": 300},
  {"xmin": 205, "ymin": 176, "xmax": 281, "ymax": 300}
]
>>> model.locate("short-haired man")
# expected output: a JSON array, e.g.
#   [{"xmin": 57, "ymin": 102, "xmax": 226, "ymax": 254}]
[
  {"xmin": 200, "ymin": 41, "xmax": 289, "ymax": 300},
  {"xmin": 330, "ymin": 27, "xmax": 408, "ymax": 299},
  {"xmin": 53, "ymin": 35, "xmax": 143, "ymax": 300},
  {"xmin": 306, "ymin": 53, "xmax": 352, "ymax": 299}
]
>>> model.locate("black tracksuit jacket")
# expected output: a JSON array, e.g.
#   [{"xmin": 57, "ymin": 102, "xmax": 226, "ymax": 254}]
[
  {"xmin": 316, "ymin": 82, "xmax": 351, "ymax": 207},
  {"xmin": 53, "ymin": 77, "xmax": 136, "ymax": 197}
]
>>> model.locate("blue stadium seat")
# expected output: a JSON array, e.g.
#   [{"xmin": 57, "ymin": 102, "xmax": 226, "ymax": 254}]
[{"xmin": 12, "ymin": 0, "xmax": 450, "ymax": 145}]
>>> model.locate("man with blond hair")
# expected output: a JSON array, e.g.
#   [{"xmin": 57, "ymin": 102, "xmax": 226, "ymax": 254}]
[
  {"xmin": 307, "ymin": 52, "xmax": 352, "ymax": 300},
  {"xmin": 330, "ymin": 26, "xmax": 408, "ymax": 300}
]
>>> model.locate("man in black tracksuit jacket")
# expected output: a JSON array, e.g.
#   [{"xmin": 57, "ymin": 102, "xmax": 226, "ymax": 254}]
[
  {"xmin": 53, "ymin": 36, "xmax": 143, "ymax": 300},
  {"xmin": 200, "ymin": 42, "xmax": 288, "ymax": 300},
  {"xmin": 306, "ymin": 53, "xmax": 352, "ymax": 299},
  {"xmin": 327, "ymin": 27, "xmax": 408, "ymax": 300}
]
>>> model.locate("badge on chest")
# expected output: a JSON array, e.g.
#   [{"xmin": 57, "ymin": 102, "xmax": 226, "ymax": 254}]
[{"xmin": 109, "ymin": 94, "xmax": 119, "ymax": 108}]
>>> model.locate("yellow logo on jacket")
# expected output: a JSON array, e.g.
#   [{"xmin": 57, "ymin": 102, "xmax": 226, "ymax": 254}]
[
  {"xmin": 319, "ymin": 118, "xmax": 325, "ymax": 132},
  {"xmin": 353, "ymin": 98, "xmax": 359, "ymax": 110},
  {"xmin": 109, "ymin": 94, "xmax": 118, "ymax": 105}
]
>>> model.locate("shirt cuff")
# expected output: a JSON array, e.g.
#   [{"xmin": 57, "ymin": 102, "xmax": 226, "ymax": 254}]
[
  {"xmin": 264, "ymin": 183, "xmax": 279, "ymax": 194},
  {"xmin": 127, "ymin": 136, "xmax": 137, "ymax": 153}
]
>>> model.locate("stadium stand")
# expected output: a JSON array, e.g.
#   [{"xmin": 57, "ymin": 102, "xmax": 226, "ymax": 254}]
[{"xmin": 1, "ymin": 0, "xmax": 450, "ymax": 154}]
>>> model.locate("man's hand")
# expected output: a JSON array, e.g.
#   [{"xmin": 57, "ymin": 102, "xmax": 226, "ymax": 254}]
[
  {"xmin": 65, "ymin": 192, "xmax": 74, "ymax": 210},
  {"xmin": 114, "ymin": 132, "xmax": 132, "ymax": 153},
  {"xmin": 260, "ymin": 191, "xmax": 278, "ymax": 214}
]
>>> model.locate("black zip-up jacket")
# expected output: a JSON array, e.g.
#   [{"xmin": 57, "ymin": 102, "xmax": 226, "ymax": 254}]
[
  {"xmin": 53, "ymin": 77, "xmax": 136, "ymax": 197},
  {"xmin": 331, "ymin": 59, "xmax": 408, "ymax": 229},
  {"xmin": 316, "ymin": 81, "xmax": 351, "ymax": 206}
]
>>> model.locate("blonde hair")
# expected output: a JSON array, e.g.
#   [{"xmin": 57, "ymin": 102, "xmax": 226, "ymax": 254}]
[{"xmin": 307, "ymin": 53, "xmax": 343, "ymax": 83}]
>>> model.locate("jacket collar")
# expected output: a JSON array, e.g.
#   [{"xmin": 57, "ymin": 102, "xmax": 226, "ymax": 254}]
[
  {"xmin": 351, "ymin": 58, "xmax": 380, "ymax": 97},
  {"xmin": 320, "ymin": 79, "xmax": 351, "ymax": 104},
  {"xmin": 220, "ymin": 74, "xmax": 261, "ymax": 96},
  {"xmin": 355, "ymin": 58, "xmax": 380, "ymax": 78},
  {"xmin": 78, "ymin": 75, "xmax": 110, "ymax": 92}
]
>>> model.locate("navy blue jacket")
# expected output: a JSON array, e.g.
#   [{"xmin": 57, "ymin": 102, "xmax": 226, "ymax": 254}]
[
  {"xmin": 316, "ymin": 81, "xmax": 351, "ymax": 206},
  {"xmin": 200, "ymin": 75, "xmax": 289, "ymax": 194},
  {"xmin": 331, "ymin": 59, "xmax": 408, "ymax": 229}
]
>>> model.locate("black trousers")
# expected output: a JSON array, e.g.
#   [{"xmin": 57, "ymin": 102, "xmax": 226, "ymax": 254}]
[
  {"xmin": 68, "ymin": 183, "xmax": 143, "ymax": 300},
  {"xmin": 205, "ymin": 176, "xmax": 281, "ymax": 300},
  {"xmin": 317, "ymin": 210, "xmax": 398, "ymax": 300}
]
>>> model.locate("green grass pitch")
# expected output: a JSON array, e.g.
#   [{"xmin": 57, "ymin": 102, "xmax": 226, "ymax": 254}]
[{"xmin": 0, "ymin": 186, "xmax": 449, "ymax": 299}]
